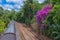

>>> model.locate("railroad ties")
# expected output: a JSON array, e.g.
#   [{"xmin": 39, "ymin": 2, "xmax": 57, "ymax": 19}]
[{"xmin": 1, "ymin": 20, "xmax": 16, "ymax": 40}]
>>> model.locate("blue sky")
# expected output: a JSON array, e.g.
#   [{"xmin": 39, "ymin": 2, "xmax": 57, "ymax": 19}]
[{"xmin": 0, "ymin": 0, "xmax": 44, "ymax": 11}]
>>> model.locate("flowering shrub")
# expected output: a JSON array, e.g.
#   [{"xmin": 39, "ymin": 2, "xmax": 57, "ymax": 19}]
[
  {"xmin": 42, "ymin": 4, "xmax": 60, "ymax": 40},
  {"xmin": 36, "ymin": 4, "xmax": 52, "ymax": 32}
]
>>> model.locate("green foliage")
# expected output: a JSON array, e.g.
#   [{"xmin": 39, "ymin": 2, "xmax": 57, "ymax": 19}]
[
  {"xmin": 15, "ymin": 12, "xmax": 25, "ymax": 23},
  {"xmin": 0, "ymin": 19, "xmax": 5, "ymax": 33},
  {"xmin": 49, "ymin": 0, "xmax": 60, "ymax": 6},
  {"xmin": 0, "ymin": 7, "xmax": 3, "ymax": 17},
  {"xmin": 23, "ymin": 0, "xmax": 33, "ymax": 26},
  {"xmin": 31, "ymin": 16, "xmax": 36, "ymax": 23},
  {"xmin": 0, "ymin": 7, "xmax": 11, "ymax": 33},
  {"xmin": 42, "ymin": 1, "xmax": 60, "ymax": 40},
  {"xmin": 15, "ymin": 0, "xmax": 42, "ymax": 26}
]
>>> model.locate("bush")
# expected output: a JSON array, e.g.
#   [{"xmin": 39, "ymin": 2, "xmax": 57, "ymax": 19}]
[
  {"xmin": 0, "ymin": 19, "xmax": 5, "ymax": 33},
  {"xmin": 42, "ymin": 4, "xmax": 60, "ymax": 40}
]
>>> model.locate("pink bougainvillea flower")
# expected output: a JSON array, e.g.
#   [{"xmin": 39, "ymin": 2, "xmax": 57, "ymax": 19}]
[
  {"xmin": 36, "ymin": 4, "xmax": 52, "ymax": 24},
  {"xmin": 36, "ymin": 4, "xmax": 52, "ymax": 32}
]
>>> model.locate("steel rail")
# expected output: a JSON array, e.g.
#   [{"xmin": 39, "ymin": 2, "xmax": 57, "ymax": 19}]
[{"xmin": 1, "ymin": 20, "xmax": 16, "ymax": 40}]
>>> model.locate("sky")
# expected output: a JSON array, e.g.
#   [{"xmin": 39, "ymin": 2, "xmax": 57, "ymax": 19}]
[{"xmin": 0, "ymin": 0, "xmax": 44, "ymax": 11}]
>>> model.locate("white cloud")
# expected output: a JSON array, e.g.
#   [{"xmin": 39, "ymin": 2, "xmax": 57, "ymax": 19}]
[
  {"xmin": 1, "ymin": 4, "xmax": 21, "ymax": 11},
  {"xmin": 14, "ymin": 4, "xmax": 20, "ymax": 9},
  {"xmin": 6, "ymin": 0, "xmax": 24, "ymax": 5},
  {"xmin": 3, "ymin": 7, "xmax": 12, "ymax": 11},
  {"xmin": 38, "ymin": 0, "xmax": 44, "ymax": 3},
  {"xmin": 0, "ymin": 4, "xmax": 21, "ymax": 11},
  {"xmin": 2, "ymin": 4, "xmax": 13, "ymax": 11},
  {"xmin": 3, "ymin": 4, "xmax": 13, "ymax": 9},
  {"xmin": 5, "ymin": 0, "xmax": 24, "ymax": 11},
  {"xmin": 6, "ymin": 0, "xmax": 20, "ymax": 2},
  {"xmin": 0, "ymin": 0, "xmax": 2, "ymax": 2},
  {"xmin": 0, "ymin": 4, "xmax": 2, "ymax": 7},
  {"xmin": 0, "ymin": 0, "xmax": 24, "ymax": 11}
]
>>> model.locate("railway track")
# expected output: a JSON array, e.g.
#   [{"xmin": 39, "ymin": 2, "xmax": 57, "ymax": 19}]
[
  {"xmin": 15, "ymin": 22, "xmax": 39, "ymax": 40},
  {"xmin": 0, "ymin": 21, "xmax": 44, "ymax": 40},
  {"xmin": 1, "ymin": 21, "xmax": 39, "ymax": 40},
  {"xmin": 0, "ymin": 20, "xmax": 16, "ymax": 40}
]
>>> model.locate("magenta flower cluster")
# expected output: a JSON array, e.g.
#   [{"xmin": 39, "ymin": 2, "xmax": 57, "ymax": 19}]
[{"xmin": 36, "ymin": 4, "xmax": 52, "ymax": 32}]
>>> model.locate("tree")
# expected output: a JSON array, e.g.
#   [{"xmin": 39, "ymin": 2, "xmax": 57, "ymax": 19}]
[
  {"xmin": 15, "ymin": 0, "xmax": 43, "ymax": 26},
  {"xmin": 22, "ymin": 0, "xmax": 33, "ymax": 26},
  {"xmin": 0, "ymin": 7, "xmax": 4, "ymax": 16}
]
